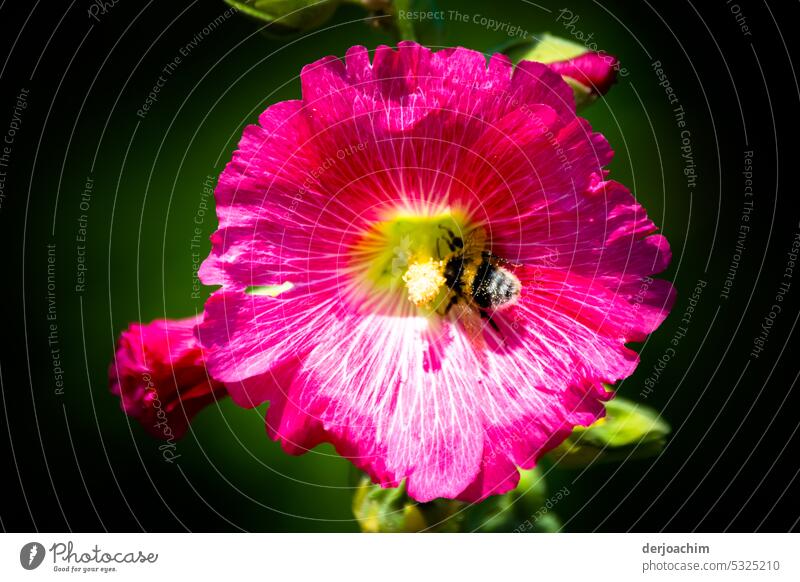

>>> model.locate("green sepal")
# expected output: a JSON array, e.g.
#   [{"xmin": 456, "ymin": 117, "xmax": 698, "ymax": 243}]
[
  {"xmin": 548, "ymin": 396, "xmax": 671, "ymax": 468},
  {"xmin": 463, "ymin": 467, "xmax": 563, "ymax": 533},
  {"xmin": 352, "ymin": 477, "xmax": 464, "ymax": 532}
]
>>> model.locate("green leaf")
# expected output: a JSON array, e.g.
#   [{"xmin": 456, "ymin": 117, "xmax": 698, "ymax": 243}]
[
  {"xmin": 548, "ymin": 396, "xmax": 671, "ymax": 468},
  {"xmin": 494, "ymin": 32, "xmax": 587, "ymax": 65},
  {"xmin": 580, "ymin": 397, "xmax": 671, "ymax": 447},
  {"xmin": 225, "ymin": 0, "xmax": 342, "ymax": 34},
  {"xmin": 522, "ymin": 32, "xmax": 588, "ymax": 63}
]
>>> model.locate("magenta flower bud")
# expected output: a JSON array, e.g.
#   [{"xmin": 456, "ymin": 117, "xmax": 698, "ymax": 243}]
[
  {"xmin": 546, "ymin": 51, "xmax": 619, "ymax": 96},
  {"xmin": 501, "ymin": 33, "xmax": 621, "ymax": 108},
  {"xmin": 109, "ymin": 315, "xmax": 226, "ymax": 440}
]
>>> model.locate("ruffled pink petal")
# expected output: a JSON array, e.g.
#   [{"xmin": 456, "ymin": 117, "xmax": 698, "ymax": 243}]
[
  {"xmin": 218, "ymin": 261, "xmax": 654, "ymax": 501},
  {"xmin": 198, "ymin": 288, "xmax": 346, "ymax": 383},
  {"xmin": 281, "ymin": 316, "xmax": 487, "ymax": 500},
  {"xmin": 251, "ymin": 275, "xmax": 630, "ymax": 502},
  {"xmin": 492, "ymin": 179, "xmax": 672, "ymax": 294},
  {"xmin": 456, "ymin": 111, "xmax": 613, "ymax": 234}
]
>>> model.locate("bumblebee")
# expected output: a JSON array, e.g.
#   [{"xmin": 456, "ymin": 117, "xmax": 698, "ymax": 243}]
[{"xmin": 437, "ymin": 225, "xmax": 522, "ymax": 324}]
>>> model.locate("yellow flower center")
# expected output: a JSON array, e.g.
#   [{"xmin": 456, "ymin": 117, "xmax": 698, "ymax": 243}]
[{"xmin": 350, "ymin": 208, "xmax": 476, "ymax": 314}]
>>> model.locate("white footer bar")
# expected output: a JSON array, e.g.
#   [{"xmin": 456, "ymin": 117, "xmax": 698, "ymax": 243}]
[{"xmin": 1, "ymin": 533, "xmax": 797, "ymax": 581}]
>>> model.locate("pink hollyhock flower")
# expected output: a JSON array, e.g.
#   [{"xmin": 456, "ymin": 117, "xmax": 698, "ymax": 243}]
[
  {"xmin": 198, "ymin": 42, "xmax": 674, "ymax": 502},
  {"xmin": 110, "ymin": 316, "xmax": 226, "ymax": 440},
  {"xmin": 547, "ymin": 51, "xmax": 619, "ymax": 96}
]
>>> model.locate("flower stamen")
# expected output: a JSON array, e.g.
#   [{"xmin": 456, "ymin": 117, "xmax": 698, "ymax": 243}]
[{"xmin": 402, "ymin": 258, "xmax": 445, "ymax": 308}]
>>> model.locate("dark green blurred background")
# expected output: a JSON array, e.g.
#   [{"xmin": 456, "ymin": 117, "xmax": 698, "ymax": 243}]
[{"xmin": 1, "ymin": 0, "xmax": 798, "ymax": 531}]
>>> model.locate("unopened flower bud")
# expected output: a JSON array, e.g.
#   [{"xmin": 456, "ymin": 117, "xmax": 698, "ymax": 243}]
[
  {"xmin": 501, "ymin": 33, "xmax": 620, "ymax": 108},
  {"xmin": 109, "ymin": 315, "xmax": 226, "ymax": 440}
]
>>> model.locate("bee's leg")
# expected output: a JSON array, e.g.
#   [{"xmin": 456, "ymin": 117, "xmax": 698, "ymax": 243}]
[
  {"xmin": 443, "ymin": 294, "xmax": 459, "ymax": 315},
  {"xmin": 438, "ymin": 224, "xmax": 463, "ymax": 250},
  {"xmin": 479, "ymin": 309, "xmax": 500, "ymax": 332}
]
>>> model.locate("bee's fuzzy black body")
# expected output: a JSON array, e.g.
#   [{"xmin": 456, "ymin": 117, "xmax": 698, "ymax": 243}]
[
  {"xmin": 471, "ymin": 257, "xmax": 520, "ymax": 310},
  {"xmin": 438, "ymin": 224, "xmax": 522, "ymax": 321}
]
